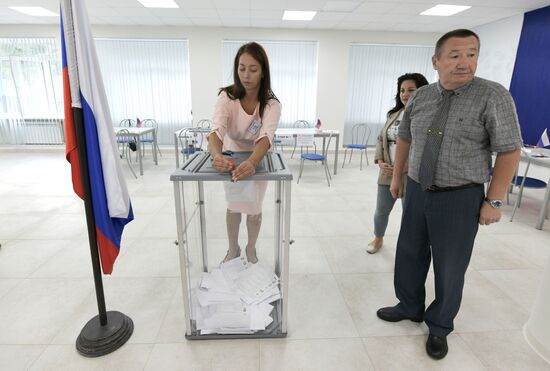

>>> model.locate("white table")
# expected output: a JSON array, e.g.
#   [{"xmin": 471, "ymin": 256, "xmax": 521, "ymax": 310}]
[
  {"xmin": 511, "ymin": 148, "xmax": 550, "ymax": 229},
  {"xmin": 275, "ymin": 128, "xmax": 340, "ymax": 175},
  {"xmin": 114, "ymin": 126, "xmax": 158, "ymax": 176}
]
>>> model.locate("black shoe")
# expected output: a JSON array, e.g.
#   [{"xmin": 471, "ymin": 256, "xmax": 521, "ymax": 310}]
[
  {"xmin": 376, "ymin": 306, "xmax": 423, "ymax": 323},
  {"xmin": 426, "ymin": 334, "xmax": 448, "ymax": 360}
]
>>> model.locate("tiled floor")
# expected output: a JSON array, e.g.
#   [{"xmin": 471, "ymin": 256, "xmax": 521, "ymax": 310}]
[{"xmin": 1, "ymin": 146, "xmax": 549, "ymax": 371}]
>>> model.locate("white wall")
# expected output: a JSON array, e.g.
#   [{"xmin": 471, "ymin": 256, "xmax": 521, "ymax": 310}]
[
  {"xmin": 0, "ymin": 24, "xmax": 438, "ymax": 135},
  {"xmin": 473, "ymin": 14, "xmax": 524, "ymax": 89}
]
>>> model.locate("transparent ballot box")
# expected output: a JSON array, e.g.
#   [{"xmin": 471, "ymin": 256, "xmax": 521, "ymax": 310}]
[{"xmin": 170, "ymin": 151, "xmax": 292, "ymax": 339}]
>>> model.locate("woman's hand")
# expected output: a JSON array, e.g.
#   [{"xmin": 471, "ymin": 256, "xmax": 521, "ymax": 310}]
[
  {"xmin": 232, "ymin": 160, "xmax": 256, "ymax": 181},
  {"xmin": 378, "ymin": 161, "xmax": 394, "ymax": 177},
  {"xmin": 212, "ymin": 154, "xmax": 234, "ymax": 172}
]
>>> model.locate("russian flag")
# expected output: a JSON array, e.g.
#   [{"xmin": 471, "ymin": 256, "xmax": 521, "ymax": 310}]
[
  {"xmin": 61, "ymin": 0, "xmax": 133, "ymax": 274},
  {"xmin": 536, "ymin": 128, "xmax": 550, "ymax": 148}
]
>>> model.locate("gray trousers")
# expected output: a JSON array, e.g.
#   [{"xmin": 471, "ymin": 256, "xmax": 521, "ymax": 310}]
[
  {"xmin": 394, "ymin": 178, "xmax": 484, "ymax": 337},
  {"xmin": 374, "ymin": 184, "xmax": 400, "ymax": 237}
]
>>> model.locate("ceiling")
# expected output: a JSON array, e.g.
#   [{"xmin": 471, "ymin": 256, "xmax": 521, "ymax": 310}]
[{"xmin": 0, "ymin": 0, "xmax": 549, "ymax": 32}]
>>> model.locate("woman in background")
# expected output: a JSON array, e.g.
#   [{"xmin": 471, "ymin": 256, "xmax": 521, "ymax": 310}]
[
  {"xmin": 367, "ymin": 73, "xmax": 429, "ymax": 254},
  {"xmin": 208, "ymin": 42, "xmax": 281, "ymax": 264}
]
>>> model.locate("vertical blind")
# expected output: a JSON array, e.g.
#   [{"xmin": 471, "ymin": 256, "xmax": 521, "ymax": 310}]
[
  {"xmin": 0, "ymin": 38, "xmax": 63, "ymax": 144},
  {"xmin": 344, "ymin": 43, "xmax": 437, "ymax": 145},
  {"xmin": 95, "ymin": 38, "xmax": 193, "ymax": 144},
  {"xmin": 222, "ymin": 40, "xmax": 319, "ymax": 127}
]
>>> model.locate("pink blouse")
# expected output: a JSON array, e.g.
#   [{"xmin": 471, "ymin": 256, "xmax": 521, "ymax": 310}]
[{"xmin": 210, "ymin": 91, "xmax": 282, "ymax": 152}]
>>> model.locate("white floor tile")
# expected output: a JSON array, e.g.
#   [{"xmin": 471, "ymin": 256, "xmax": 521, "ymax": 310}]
[
  {"xmin": 459, "ymin": 330, "xmax": 550, "ymax": 371},
  {"xmin": 145, "ymin": 341, "xmax": 260, "ymax": 371},
  {"xmin": 0, "ymin": 345, "xmax": 45, "ymax": 371},
  {"xmin": 29, "ymin": 344, "xmax": 153, "ymax": 371},
  {"xmin": 363, "ymin": 334, "xmax": 487, "ymax": 370},
  {"xmin": 260, "ymin": 338, "xmax": 374, "ymax": 371}
]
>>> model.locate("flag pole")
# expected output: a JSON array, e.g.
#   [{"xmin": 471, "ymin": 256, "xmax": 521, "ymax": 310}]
[{"xmin": 72, "ymin": 105, "xmax": 133, "ymax": 357}]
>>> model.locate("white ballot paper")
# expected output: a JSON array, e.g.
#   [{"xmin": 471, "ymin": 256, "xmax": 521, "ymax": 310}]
[{"xmin": 190, "ymin": 258, "xmax": 281, "ymax": 335}]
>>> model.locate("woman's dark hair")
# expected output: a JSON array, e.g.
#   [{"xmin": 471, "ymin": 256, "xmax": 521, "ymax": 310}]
[
  {"xmin": 219, "ymin": 42, "xmax": 278, "ymax": 118},
  {"xmin": 387, "ymin": 73, "xmax": 429, "ymax": 115}
]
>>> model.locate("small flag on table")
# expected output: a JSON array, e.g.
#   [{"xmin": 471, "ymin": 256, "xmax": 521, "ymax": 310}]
[{"xmin": 536, "ymin": 128, "xmax": 550, "ymax": 148}]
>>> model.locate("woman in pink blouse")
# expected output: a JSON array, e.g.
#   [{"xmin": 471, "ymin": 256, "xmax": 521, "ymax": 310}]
[{"xmin": 208, "ymin": 42, "xmax": 281, "ymax": 264}]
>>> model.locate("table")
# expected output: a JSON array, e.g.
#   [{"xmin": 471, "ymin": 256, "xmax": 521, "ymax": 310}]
[
  {"xmin": 174, "ymin": 127, "xmax": 211, "ymax": 168},
  {"xmin": 114, "ymin": 126, "xmax": 158, "ymax": 176},
  {"xmin": 275, "ymin": 128, "xmax": 340, "ymax": 175},
  {"xmin": 511, "ymin": 148, "xmax": 550, "ymax": 230}
]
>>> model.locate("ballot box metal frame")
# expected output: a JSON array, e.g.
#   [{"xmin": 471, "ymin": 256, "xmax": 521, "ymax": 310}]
[{"xmin": 170, "ymin": 151, "xmax": 292, "ymax": 340}]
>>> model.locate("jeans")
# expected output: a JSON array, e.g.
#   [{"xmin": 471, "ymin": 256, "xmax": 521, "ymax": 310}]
[{"xmin": 373, "ymin": 184, "xmax": 400, "ymax": 237}]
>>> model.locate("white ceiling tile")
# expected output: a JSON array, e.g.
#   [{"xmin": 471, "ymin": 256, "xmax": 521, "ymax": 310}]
[
  {"xmin": 250, "ymin": 19, "xmax": 281, "ymax": 28},
  {"xmin": 87, "ymin": 7, "xmax": 120, "ymax": 17},
  {"xmin": 213, "ymin": 0, "xmax": 250, "ymax": 10},
  {"xmin": 179, "ymin": 0, "xmax": 216, "ymax": 9},
  {"xmin": 191, "ymin": 17, "xmax": 223, "ymax": 26},
  {"xmin": 354, "ymin": 2, "xmax": 400, "ymax": 14},
  {"xmin": 128, "ymin": 16, "xmax": 163, "ymax": 25},
  {"xmin": 98, "ymin": 16, "xmax": 137, "ymax": 25},
  {"xmin": 113, "ymin": 7, "xmax": 154, "ymax": 17},
  {"xmin": 306, "ymin": 20, "xmax": 342, "ymax": 28},
  {"xmin": 314, "ymin": 11, "xmax": 349, "ymax": 22},
  {"xmin": 221, "ymin": 18, "xmax": 251, "ymax": 27},
  {"xmin": 250, "ymin": 10, "xmax": 284, "ymax": 20},
  {"xmin": 159, "ymin": 16, "xmax": 194, "ymax": 26},
  {"xmin": 184, "ymin": 9, "xmax": 219, "ymax": 18},
  {"xmin": 217, "ymin": 9, "xmax": 250, "ymax": 18}
]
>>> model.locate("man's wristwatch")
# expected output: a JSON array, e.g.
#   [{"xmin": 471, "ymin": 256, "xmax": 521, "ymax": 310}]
[{"xmin": 484, "ymin": 197, "xmax": 503, "ymax": 209}]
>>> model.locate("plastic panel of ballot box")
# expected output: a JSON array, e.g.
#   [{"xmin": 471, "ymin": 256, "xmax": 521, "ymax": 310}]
[{"xmin": 170, "ymin": 152, "xmax": 292, "ymax": 339}]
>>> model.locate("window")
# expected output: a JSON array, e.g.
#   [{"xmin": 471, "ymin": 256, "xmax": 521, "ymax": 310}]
[
  {"xmin": 345, "ymin": 43, "xmax": 436, "ymax": 145},
  {"xmin": 0, "ymin": 38, "xmax": 63, "ymax": 144},
  {"xmin": 95, "ymin": 38, "xmax": 193, "ymax": 144},
  {"xmin": 223, "ymin": 40, "xmax": 318, "ymax": 127}
]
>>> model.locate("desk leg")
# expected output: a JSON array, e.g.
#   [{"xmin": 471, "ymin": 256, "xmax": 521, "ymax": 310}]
[
  {"xmin": 137, "ymin": 137, "xmax": 144, "ymax": 176},
  {"xmin": 153, "ymin": 130, "xmax": 158, "ymax": 166},
  {"xmin": 536, "ymin": 176, "xmax": 550, "ymax": 230},
  {"xmin": 334, "ymin": 134, "xmax": 339, "ymax": 175},
  {"xmin": 174, "ymin": 132, "xmax": 180, "ymax": 168}
]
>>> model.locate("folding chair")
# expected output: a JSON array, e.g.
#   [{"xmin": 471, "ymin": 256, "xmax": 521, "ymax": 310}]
[{"xmin": 291, "ymin": 120, "xmax": 315, "ymax": 158}]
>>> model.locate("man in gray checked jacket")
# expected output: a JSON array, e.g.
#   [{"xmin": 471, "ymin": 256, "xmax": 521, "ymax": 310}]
[{"xmin": 376, "ymin": 29, "xmax": 523, "ymax": 360}]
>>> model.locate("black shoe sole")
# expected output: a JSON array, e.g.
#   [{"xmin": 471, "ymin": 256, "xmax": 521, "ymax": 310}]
[{"xmin": 376, "ymin": 312, "xmax": 423, "ymax": 323}]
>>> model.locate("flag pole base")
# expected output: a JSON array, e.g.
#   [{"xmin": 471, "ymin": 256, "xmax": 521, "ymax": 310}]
[{"xmin": 76, "ymin": 311, "xmax": 133, "ymax": 357}]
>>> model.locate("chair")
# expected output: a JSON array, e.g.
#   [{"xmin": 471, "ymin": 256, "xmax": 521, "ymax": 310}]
[
  {"xmin": 342, "ymin": 123, "xmax": 371, "ymax": 170},
  {"xmin": 195, "ymin": 119, "xmax": 212, "ymax": 129},
  {"xmin": 178, "ymin": 127, "xmax": 207, "ymax": 161},
  {"xmin": 291, "ymin": 120, "xmax": 315, "ymax": 158},
  {"xmin": 297, "ymin": 133, "xmax": 333, "ymax": 187},
  {"xmin": 509, "ymin": 175, "xmax": 548, "ymax": 222},
  {"xmin": 117, "ymin": 129, "xmax": 138, "ymax": 179},
  {"xmin": 140, "ymin": 119, "xmax": 162, "ymax": 158},
  {"xmin": 119, "ymin": 119, "xmax": 135, "ymax": 127}
]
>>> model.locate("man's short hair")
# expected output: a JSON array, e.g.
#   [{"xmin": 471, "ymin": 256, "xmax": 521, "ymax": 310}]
[{"xmin": 435, "ymin": 29, "xmax": 480, "ymax": 57}]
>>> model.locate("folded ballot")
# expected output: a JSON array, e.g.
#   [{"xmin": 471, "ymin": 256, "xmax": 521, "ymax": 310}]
[{"xmin": 190, "ymin": 257, "xmax": 281, "ymax": 334}]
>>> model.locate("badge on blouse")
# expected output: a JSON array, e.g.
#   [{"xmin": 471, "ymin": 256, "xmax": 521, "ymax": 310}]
[{"xmin": 247, "ymin": 120, "xmax": 262, "ymax": 135}]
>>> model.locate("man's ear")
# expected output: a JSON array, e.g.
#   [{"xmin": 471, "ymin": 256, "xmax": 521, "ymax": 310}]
[{"xmin": 432, "ymin": 55, "xmax": 438, "ymax": 70}]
